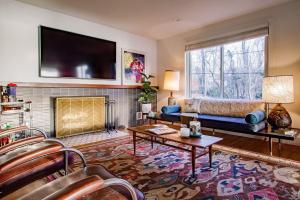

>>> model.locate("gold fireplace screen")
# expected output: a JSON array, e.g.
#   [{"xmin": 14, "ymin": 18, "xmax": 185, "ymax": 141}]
[{"xmin": 55, "ymin": 97, "xmax": 106, "ymax": 138}]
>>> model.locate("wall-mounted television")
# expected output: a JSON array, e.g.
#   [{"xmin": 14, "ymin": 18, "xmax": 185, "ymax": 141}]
[{"xmin": 39, "ymin": 26, "xmax": 116, "ymax": 80}]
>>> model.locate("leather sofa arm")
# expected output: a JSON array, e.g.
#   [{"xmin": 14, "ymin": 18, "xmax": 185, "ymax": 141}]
[
  {"xmin": 28, "ymin": 127, "xmax": 48, "ymax": 138},
  {"xmin": 0, "ymin": 145, "xmax": 87, "ymax": 175},
  {"xmin": 99, "ymin": 178, "xmax": 138, "ymax": 200},
  {"xmin": 0, "ymin": 135, "xmax": 45, "ymax": 155},
  {"xmin": 61, "ymin": 147, "xmax": 87, "ymax": 169},
  {"xmin": 0, "ymin": 125, "xmax": 28, "ymax": 137},
  {"xmin": 43, "ymin": 147, "xmax": 88, "ymax": 174},
  {"xmin": 42, "ymin": 176, "xmax": 138, "ymax": 200},
  {"xmin": 43, "ymin": 175, "xmax": 104, "ymax": 200},
  {"xmin": 0, "ymin": 143, "xmax": 63, "ymax": 172},
  {"xmin": 0, "ymin": 126, "xmax": 48, "ymax": 138}
]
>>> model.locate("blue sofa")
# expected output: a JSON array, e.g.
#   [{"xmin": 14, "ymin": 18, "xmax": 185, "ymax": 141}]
[
  {"xmin": 161, "ymin": 112, "xmax": 266, "ymax": 133},
  {"xmin": 160, "ymin": 99, "xmax": 266, "ymax": 133}
]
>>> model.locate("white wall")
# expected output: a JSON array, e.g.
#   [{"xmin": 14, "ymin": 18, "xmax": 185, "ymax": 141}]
[
  {"xmin": 157, "ymin": 0, "xmax": 300, "ymax": 128},
  {"xmin": 0, "ymin": 0, "xmax": 157, "ymax": 85}
]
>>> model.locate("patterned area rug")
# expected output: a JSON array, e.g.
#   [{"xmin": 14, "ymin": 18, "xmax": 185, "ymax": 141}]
[{"xmin": 74, "ymin": 136, "xmax": 300, "ymax": 200}]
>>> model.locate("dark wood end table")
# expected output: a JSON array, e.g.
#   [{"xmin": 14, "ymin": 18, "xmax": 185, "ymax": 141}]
[{"xmin": 257, "ymin": 126, "xmax": 299, "ymax": 156}]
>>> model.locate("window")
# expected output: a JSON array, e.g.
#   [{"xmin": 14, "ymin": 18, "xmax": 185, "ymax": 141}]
[{"xmin": 186, "ymin": 35, "xmax": 267, "ymax": 100}]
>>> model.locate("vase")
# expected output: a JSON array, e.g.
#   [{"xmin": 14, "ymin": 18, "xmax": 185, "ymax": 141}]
[
  {"xmin": 267, "ymin": 103, "xmax": 292, "ymax": 129},
  {"xmin": 189, "ymin": 121, "xmax": 202, "ymax": 137},
  {"xmin": 141, "ymin": 103, "xmax": 152, "ymax": 114}
]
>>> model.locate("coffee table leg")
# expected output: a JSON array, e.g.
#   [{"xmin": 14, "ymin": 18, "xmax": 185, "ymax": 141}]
[
  {"xmin": 133, "ymin": 131, "xmax": 136, "ymax": 155},
  {"xmin": 191, "ymin": 146, "xmax": 196, "ymax": 177},
  {"xmin": 209, "ymin": 146, "xmax": 212, "ymax": 168},
  {"xmin": 269, "ymin": 137, "xmax": 272, "ymax": 156}
]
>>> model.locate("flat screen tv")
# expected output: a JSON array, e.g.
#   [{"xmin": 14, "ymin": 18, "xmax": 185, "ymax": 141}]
[{"xmin": 39, "ymin": 26, "xmax": 116, "ymax": 79}]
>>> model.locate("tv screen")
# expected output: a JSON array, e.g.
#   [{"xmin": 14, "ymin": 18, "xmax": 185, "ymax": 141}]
[{"xmin": 39, "ymin": 26, "xmax": 116, "ymax": 79}]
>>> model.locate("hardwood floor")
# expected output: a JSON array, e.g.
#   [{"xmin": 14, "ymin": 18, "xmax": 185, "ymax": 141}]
[{"xmin": 202, "ymin": 129, "xmax": 300, "ymax": 162}]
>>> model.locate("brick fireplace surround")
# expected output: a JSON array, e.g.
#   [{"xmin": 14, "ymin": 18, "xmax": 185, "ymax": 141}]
[{"xmin": 1, "ymin": 87, "xmax": 153, "ymax": 137}]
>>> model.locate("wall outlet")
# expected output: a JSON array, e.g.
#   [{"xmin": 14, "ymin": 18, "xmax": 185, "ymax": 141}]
[{"xmin": 136, "ymin": 112, "xmax": 143, "ymax": 120}]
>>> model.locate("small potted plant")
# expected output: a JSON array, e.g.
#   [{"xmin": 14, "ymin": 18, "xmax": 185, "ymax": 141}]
[{"xmin": 138, "ymin": 73, "xmax": 157, "ymax": 113}]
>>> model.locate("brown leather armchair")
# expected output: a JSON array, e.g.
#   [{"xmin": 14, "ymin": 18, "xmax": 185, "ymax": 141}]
[
  {"xmin": 0, "ymin": 126, "xmax": 144, "ymax": 200},
  {"xmin": 0, "ymin": 139, "xmax": 74, "ymax": 197},
  {"xmin": 21, "ymin": 175, "xmax": 139, "ymax": 200},
  {"xmin": 1, "ymin": 145, "xmax": 144, "ymax": 200}
]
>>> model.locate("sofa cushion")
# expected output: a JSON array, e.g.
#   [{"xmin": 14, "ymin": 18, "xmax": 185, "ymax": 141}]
[
  {"xmin": 161, "ymin": 105, "xmax": 181, "ymax": 114},
  {"xmin": 0, "ymin": 135, "xmax": 45, "ymax": 155},
  {"xmin": 228, "ymin": 100, "xmax": 265, "ymax": 117},
  {"xmin": 20, "ymin": 165, "xmax": 144, "ymax": 200},
  {"xmin": 190, "ymin": 98, "xmax": 264, "ymax": 117},
  {"xmin": 160, "ymin": 112, "xmax": 266, "ymax": 133},
  {"xmin": 245, "ymin": 110, "xmax": 266, "ymax": 124},
  {"xmin": 181, "ymin": 99, "xmax": 201, "ymax": 113},
  {"xmin": 0, "ymin": 153, "xmax": 74, "ymax": 197},
  {"xmin": 181, "ymin": 113, "xmax": 265, "ymax": 133},
  {"xmin": 200, "ymin": 99, "xmax": 232, "ymax": 116},
  {"xmin": 160, "ymin": 113, "xmax": 181, "ymax": 122},
  {"xmin": 0, "ymin": 141, "xmax": 63, "ymax": 173},
  {"xmin": 197, "ymin": 114, "xmax": 265, "ymax": 132}
]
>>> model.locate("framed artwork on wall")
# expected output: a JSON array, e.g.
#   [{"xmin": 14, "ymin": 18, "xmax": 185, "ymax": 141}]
[{"xmin": 122, "ymin": 49, "xmax": 146, "ymax": 85}]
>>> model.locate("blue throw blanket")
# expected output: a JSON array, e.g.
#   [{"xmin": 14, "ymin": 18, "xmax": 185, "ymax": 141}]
[
  {"xmin": 161, "ymin": 105, "xmax": 181, "ymax": 114},
  {"xmin": 245, "ymin": 110, "xmax": 266, "ymax": 124}
]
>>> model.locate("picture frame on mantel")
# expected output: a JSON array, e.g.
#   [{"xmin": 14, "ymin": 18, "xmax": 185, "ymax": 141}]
[{"xmin": 122, "ymin": 49, "xmax": 146, "ymax": 85}]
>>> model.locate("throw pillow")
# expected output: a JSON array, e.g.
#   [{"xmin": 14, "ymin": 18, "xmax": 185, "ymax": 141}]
[{"xmin": 182, "ymin": 99, "xmax": 201, "ymax": 113}]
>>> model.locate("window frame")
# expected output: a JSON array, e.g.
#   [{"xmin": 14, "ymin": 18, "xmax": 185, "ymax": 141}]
[{"xmin": 185, "ymin": 35, "xmax": 268, "ymax": 99}]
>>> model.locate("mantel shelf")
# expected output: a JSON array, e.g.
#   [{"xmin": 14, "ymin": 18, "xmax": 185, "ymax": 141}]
[{"xmin": 0, "ymin": 82, "xmax": 159, "ymax": 89}]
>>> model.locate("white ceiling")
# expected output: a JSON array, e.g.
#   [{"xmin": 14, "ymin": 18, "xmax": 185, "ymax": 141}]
[{"xmin": 19, "ymin": 0, "xmax": 292, "ymax": 39}]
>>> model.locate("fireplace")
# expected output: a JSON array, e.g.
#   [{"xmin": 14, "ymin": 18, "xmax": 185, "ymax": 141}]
[{"xmin": 55, "ymin": 96, "xmax": 106, "ymax": 138}]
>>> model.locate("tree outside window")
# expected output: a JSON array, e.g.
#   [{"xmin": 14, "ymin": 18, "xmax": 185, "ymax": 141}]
[{"xmin": 188, "ymin": 36, "xmax": 266, "ymax": 100}]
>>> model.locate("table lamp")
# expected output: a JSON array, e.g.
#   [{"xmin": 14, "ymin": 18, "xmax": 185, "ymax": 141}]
[
  {"xmin": 262, "ymin": 75, "xmax": 294, "ymax": 129},
  {"xmin": 163, "ymin": 70, "xmax": 180, "ymax": 105}
]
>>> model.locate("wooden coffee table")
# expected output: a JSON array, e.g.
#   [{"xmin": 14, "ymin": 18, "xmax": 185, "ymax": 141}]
[{"xmin": 128, "ymin": 125, "xmax": 223, "ymax": 177}]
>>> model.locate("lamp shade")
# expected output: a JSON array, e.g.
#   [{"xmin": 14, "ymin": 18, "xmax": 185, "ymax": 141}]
[
  {"xmin": 262, "ymin": 75, "xmax": 294, "ymax": 104},
  {"xmin": 163, "ymin": 70, "xmax": 180, "ymax": 91}
]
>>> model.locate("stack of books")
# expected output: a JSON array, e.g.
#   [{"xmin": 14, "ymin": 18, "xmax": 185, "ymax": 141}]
[{"xmin": 275, "ymin": 129, "xmax": 297, "ymax": 136}]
